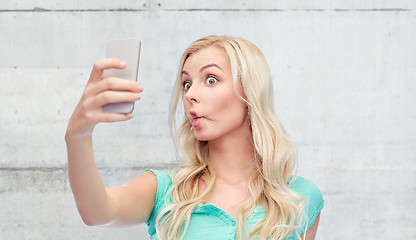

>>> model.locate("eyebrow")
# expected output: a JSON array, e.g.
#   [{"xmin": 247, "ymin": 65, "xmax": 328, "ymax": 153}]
[{"xmin": 182, "ymin": 63, "xmax": 223, "ymax": 76}]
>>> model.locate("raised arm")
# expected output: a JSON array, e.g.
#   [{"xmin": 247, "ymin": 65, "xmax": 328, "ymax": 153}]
[{"xmin": 65, "ymin": 59, "xmax": 156, "ymax": 227}]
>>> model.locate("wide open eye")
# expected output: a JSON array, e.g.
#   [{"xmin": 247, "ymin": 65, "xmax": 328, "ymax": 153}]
[
  {"xmin": 183, "ymin": 81, "xmax": 192, "ymax": 91},
  {"xmin": 206, "ymin": 76, "xmax": 218, "ymax": 85}
]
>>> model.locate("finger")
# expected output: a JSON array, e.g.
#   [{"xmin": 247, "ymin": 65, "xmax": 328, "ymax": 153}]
[
  {"xmin": 89, "ymin": 91, "xmax": 141, "ymax": 109},
  {"xmin": 88, "ymin": 58, "xmax": 126, "ymax": 84},
  {"xmin": 88, "ymin": 77, "xmax": 143, "ymax": 97},
  {"xmin": 96, "ymin": 112, "xmax": 135, "ymax": 123},
  {"xmin": 82, "ymin": 110, "xmax": 135, "ymax": 124}
]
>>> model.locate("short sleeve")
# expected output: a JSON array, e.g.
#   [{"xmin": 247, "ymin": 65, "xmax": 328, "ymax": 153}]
[
  {"xmin": 146, "ymin": 169, "xmax": 173, "ymax": 237},
  {"xmin": 290, "ymin": 176, "xmax": 324, "ymax": 234}
]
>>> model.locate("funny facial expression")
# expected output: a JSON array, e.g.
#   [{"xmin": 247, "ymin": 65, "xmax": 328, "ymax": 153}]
[{"xmin": 181, "ymin": 46, "xmax": 249, "ymax": 142}]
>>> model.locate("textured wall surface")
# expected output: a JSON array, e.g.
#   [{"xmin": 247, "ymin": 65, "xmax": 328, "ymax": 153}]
[{"xmin": 1, "ymin": 1, "xmax": 415, "ymax": 239}]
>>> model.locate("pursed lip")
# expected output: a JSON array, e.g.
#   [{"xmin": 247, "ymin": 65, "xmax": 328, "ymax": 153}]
[
  {"xmin": 189, "ymin": 111, "xmax": 202, "ymax": 127},
  {"xmin": 189, "ymin": 111, "xmax": 200, "ymax": 119}
]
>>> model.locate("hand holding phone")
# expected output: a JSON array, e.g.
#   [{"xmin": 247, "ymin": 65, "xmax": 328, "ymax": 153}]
[{"xmin": 102, "ymin": 39, "xmax": 141, "ymax": 113}]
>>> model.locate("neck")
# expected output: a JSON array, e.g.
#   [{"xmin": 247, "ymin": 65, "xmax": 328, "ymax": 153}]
[{"xmin": 207, "ymin": 128, "xmax": 256, "ymax": 184}]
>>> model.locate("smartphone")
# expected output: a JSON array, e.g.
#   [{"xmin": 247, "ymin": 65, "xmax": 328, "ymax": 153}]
[{"xmin": 102, "ymin": 39, "xmax": 141, "ymax": 113}]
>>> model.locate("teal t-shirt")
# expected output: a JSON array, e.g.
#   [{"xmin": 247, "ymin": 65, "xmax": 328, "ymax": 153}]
[{"xmin": 146, "ymin": 170, "xmax": 324, "ymax": 240}]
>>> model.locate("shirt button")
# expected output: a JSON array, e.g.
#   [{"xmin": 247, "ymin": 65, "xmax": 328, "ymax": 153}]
[{"xmin": 231, "ymin": 221, "xmax": 236, "ymax": 226}]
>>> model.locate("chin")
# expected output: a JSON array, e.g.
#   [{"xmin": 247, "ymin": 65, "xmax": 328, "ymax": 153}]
[
  {"xmin": 193, "ymin": 132, "xmax": 211, "ymax": 142},
  {"xmin": 194, "ymin": 135, "xmax": 209, "ymax": 142}
]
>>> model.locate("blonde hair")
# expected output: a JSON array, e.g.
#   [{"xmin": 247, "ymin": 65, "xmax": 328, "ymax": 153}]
[{"xmin": 158, "ymin": 36, "xmax": 306, "ymax": 240}]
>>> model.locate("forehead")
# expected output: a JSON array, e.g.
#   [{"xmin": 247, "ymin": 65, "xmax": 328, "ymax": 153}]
[{"xmin": 182, "ymin": 46, "xmax": 230, "ymax": 71}]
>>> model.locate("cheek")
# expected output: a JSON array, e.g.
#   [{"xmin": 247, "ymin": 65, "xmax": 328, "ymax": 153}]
[
  {"xmin": 204, "ymin": 91, "xmax": 229, "ymax": 111},
  {"xmin": 206, "ymin": 91, "xmax": 246, "ymax": 118}
]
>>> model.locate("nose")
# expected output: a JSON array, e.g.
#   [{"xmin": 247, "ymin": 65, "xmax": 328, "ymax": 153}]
[{"xmin": 185, "ymin": 84, "xmax": 199, "ymax": 103}]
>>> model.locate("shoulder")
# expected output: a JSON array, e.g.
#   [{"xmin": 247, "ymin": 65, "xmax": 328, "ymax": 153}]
[
  {"xmin": 146, "ymin": 169, "xmax": 174, "ymax": 234},
  {"xmin": 290, "ymin": 176, "xmax": 324, "ymax": 230},
  {"xmin": 290, "ymin": 176, "xmax": 323, "ymax": 205},
  {"xmin": 148, "ymin": 169, "xmax": 172, "ymax": 183},
  {"xmin": 148, "ymin": 169, "xmax": 173, "ymax": 205}
]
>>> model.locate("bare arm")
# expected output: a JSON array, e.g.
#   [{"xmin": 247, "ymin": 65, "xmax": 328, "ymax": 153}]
[
  {"xmin": 65, "ymin": 59, "xmax": 156, "ymax": 226},
  {"xmin": 300, "ymin": 212, "xmax": 321, "ymax": 240}
]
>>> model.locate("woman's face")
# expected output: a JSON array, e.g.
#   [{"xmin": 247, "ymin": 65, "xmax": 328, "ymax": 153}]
[{"xmin": 181, "ymin": 46, "xmax": 249, "ymax": 142}]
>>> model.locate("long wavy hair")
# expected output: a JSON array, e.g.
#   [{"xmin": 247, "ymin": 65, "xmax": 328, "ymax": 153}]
[{"xmin": 158, "ymin": 36, "xmax": 306, "ymax": 240}]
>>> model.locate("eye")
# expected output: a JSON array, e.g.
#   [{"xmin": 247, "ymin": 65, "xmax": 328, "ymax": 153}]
[
  {"xmin": 183, "ymin": 81, "xmax": 192, "ymax": 91},
  {"xmin": 206, "ymin": 76, "xmax": 218, "ymax": 85}
]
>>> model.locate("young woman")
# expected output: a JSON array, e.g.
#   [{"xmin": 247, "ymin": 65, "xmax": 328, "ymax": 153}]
[{"xmin": 65, "ymin": 36, "xmax": 324, "ymax": 240}]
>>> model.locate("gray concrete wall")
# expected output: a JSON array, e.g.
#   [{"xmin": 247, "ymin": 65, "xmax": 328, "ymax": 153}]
[{"xmin": 1, "ymin": 1, "xmax": 415, "ymax": 239}]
